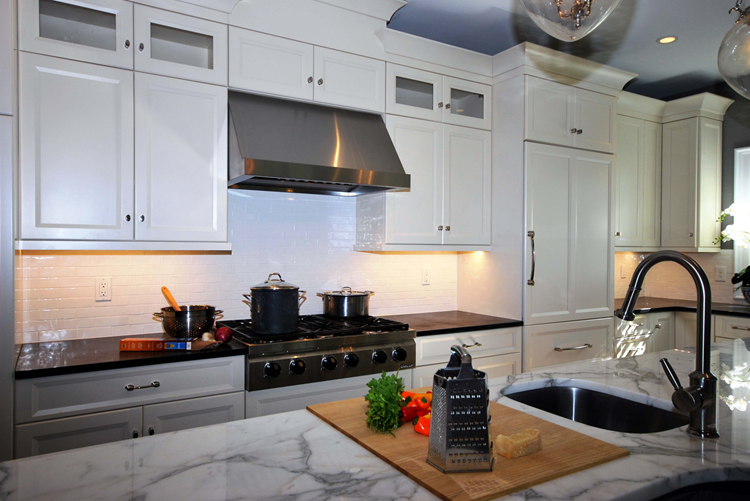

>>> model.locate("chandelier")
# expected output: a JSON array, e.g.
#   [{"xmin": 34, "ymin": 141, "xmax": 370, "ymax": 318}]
[
  {"xmin": 718, "ymin": 0, "xmax": 750, "ymax": 100},
  {"xmin": 519, "ymin": 0, "xmax": 624, "ymax": 42}
]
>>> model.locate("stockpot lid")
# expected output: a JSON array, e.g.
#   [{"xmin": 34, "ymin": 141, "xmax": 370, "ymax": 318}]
[
  {"xmin": 319, "ymin": 286, "xmax": 373, "ymax": 297},
  {"xmin": 251, "ymin": 273, "xmax": 299, "ymax": 291}
]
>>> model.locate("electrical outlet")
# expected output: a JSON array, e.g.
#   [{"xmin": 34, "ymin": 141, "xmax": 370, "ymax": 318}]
[
  {"xmin": 716, "ymin": 266, "xmax": 727, "ymax": 282},
  {"xmin": 96, "ymin": 277, "xmax": 111, "ymax": 301},
  {"xmin": 620, "ymin": 266, "xmax": 626, "ymax": 279},
  {"xmin": 421, "ymin": 268, "xmax": 430, "ymax": 285}
]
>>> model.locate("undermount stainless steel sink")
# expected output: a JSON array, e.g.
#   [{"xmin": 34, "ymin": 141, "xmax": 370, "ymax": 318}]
[
  {"xmin": 504, "ymin": 386, "xmax": 689, "ymax": 434},
  {"xmin": 650, "ymin": 481, "xmax": 750, "ymax": 501}
]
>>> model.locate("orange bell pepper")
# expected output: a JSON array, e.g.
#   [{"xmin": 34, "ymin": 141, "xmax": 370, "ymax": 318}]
[{"xmin": 414, "ymin": 413, "xmax": 431, "ymax": 436}]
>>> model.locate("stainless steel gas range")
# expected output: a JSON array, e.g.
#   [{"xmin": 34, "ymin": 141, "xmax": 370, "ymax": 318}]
[{"xmin": 217, "ymin": 315, "xmax": 416, "ymax": 393}]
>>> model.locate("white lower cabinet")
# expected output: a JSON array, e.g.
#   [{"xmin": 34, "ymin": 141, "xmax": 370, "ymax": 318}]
[
  {"xmin": 15, "ymin": 407, "xmax": 141, "ymax": 459},
  {"xmin": 675, "ymin": 311, "xmax": 699, "ymax": 350},
  {"xmin": 615, "ymin": 311, "xmax": 674, "ymax": 358},
  {"xmin": 523, "ymin": 318, "xmax": 614, "ymax": 371},
  {"xmin": 245, "ymin": 371, "xmax": 411, "ymax": 419},
  {"xmin": 412, "ymin": 353, "xmax": 521, "ymax": 389},
  {"xmin": 714, "ymin": 315, "xmax": 750, "ymax": 342},
  {"xmin": 142, "ymin": 392, "xmax": 244, "ymax": 436}
]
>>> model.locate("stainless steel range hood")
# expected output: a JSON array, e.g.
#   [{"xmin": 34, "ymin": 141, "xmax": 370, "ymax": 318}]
[{"xmin": 228, "ymin": 92, "xmax": 410, "ymax": 196}]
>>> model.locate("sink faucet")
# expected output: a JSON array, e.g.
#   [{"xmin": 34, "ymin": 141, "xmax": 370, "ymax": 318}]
[{"xmin": 615, "ymin": 250, "xmax": 719, "ymax": 439}]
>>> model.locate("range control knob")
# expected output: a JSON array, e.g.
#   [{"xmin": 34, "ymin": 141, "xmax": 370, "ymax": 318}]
[
  {"xmin": 263, "ymin": 362, "xmax": 281, "ymax": 378},
  {"xmin": 392, "ymin": 347, "xmax": 408, "ymax": 362},
  {"xmin": 321, "ymin": 356, "xmax": 338, "ymax": 371},
  {"xmin": 344, "ymin": 353, "xmax": 360, "ymax": 368},
  {"xmin": 289, "ymin": 359, "xmax": 306, "ymax": 375},
  {"xmin": 372, "ymin": 350, "xmax": 388, "ymax": 365}
]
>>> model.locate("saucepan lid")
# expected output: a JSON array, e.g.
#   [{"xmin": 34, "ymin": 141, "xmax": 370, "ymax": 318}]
[
  {"xmin": 251, "ymin": 273, "xmax": 299, "ymax": 291},
  {"xmin": 317, "ymin": 286, "xmax": 374, "ymax": 297}
]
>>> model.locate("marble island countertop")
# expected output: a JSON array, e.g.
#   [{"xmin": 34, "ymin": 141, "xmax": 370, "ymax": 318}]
[{"xmin": 4, "ymin": 340, "xmax": 750, "ymax": 500}]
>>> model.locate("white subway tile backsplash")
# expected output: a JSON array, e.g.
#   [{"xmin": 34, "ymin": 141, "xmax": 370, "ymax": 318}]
[{"xmin": 16, "ymin": 191, "xmax": 459, "ymax": 343}]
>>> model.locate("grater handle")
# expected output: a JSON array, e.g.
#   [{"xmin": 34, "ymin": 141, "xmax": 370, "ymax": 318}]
[{"xmin": 450, "ymin": 345, "xmax": 476, "ymax": 379}]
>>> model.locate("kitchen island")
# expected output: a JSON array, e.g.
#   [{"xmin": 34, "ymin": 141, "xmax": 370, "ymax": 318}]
[{"xmin": 3, "ymin": 339, "xmax": 750, "ymax": 501}]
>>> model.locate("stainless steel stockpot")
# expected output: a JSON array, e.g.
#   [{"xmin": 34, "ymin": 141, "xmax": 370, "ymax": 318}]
[
  {"xmin": 243, "ymin": 273, "xmax": 306, "ymax": 335},
  {"xmin": 317, "ymin": 287, "xmax": 374, "ymax": 318}
]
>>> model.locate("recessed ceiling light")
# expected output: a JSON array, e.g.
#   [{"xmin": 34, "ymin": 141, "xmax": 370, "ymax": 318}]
[{"xmin": 658, "ymin": 36, "xmax": 677, "ymax": 44}]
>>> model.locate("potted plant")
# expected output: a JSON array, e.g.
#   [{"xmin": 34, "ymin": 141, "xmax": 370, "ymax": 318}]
[{"xmin": 716, "ymin": 203, "xmax": 750, "ymax": 303}]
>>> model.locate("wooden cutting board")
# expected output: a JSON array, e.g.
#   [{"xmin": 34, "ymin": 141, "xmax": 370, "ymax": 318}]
[{"xmin": 307, "ymin": 391, "xmax": 629, "ymax": 501}]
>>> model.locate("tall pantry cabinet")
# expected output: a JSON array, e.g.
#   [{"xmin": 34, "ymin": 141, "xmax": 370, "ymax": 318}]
[{"xmin": 457, "ymin": 44, "xmax": 637, "ymax": 371}]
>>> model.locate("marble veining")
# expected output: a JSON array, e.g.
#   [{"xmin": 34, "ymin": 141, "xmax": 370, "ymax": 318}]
[{"xmin": 5, "ymin": 340, "xmax": 750, "ymax": 500}]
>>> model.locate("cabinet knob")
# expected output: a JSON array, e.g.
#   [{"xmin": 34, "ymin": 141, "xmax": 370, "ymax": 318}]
[
  {"xmin": 689, "ymin": 232, "xmax": 694, "ymax": 237},
  {"xmin": 438, "ymin": 226, "xmax": 443, "ymax": 231},
  {"xmin": 132, "ymin": 430, "xmax": 139, "ymax": 439},
  {"xmin": 125, "ymin": 214, "xmax": 131, "ymax": 222},
  {"xmin": 317, "ymin": 78, "xmax": 323, "ymax": 85},
  {"xmin": 148, "ymin": 427, "xmax": 155, "ymax": 436},
  {"xmin": 138, "ymin": 43, "xmax": 145, "ymax": 52},
  {"xmin": 124, "ymin": 40, "xmax": 131, "ymax": 50},
  {"xmin": 307, "ymin": 76, "xmax": 313, "ymax": 84},
  {"xmin": 445, "ymin": 226, "xmax": 450, "ymax": 231},
  {"xmin": 139, "ymin": 215, "xmax": 145, "ymax": 222},
  {"xmin": 577, "ymin": 129, "xmax": 583, "ymax": 134},
  {"xmin": 571, "ymin": 128, "xmax": 578, "ymax": 134},
  {"xmin": 445, "ymin": 103, "xmax": 451, "ymax": 109},
  {"xmin": 438, "ymin": 102, "xmax": 443, "ymax": 108},
  {"xmin": 615, "ymin": 231, "xmax": 621, "ymax": 236}
]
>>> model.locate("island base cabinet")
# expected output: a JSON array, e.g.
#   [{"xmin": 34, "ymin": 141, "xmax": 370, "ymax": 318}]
[
  {"xmin": 15, "ymin": 407, "xmax": 142, "ymax": 459},
  {"xmin": 714, "ymin": 315, "xmax": 750, "ymax": 342},
  {"xmin": 412, "ymin": 352, "xmax": 521, "ymax": 389},
  {"xmin": 143, "ymin": 392, "xmax": 244, "ymax": 436},
  {"xmin": 245, "ymin": 371, "xmax": 412, "ymax": 418},
  {"xmin": 523, "ymin": 318, "xmax": 614, "ymax": 371}
]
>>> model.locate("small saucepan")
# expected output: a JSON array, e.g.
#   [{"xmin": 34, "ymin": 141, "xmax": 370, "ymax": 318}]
[{"xmin": 317, "ymin": 287, "xmax": 374, "ymax": 318}]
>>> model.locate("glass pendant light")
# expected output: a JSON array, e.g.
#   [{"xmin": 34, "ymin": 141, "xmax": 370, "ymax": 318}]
[
  {"xmin": 519, "ymin": 0, "xmax": 625, "ymax": 42},
  {"xmin": 719, "ymin": 1, "xmax": 750, "ymax": 100}
]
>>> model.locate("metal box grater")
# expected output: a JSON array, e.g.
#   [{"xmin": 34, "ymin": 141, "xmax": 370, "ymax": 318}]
[{"xmin": 427, "ymin": 345, "xmax": 494, "ymax": 473}]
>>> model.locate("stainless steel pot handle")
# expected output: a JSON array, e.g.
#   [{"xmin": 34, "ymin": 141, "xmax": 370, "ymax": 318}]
[
  {"xmin": 242, "ymin": 294, "xmax": 252, "ymax": 301},
  {"xmin": 341, "ymin": 286, "xmax": 352, "ymax": 295},
  {"xmin": 554, "ymin": 343, "xmax": 593, "ymax": 352},
  {"xmin": 266, "ymin": 272, "xmax": 283, "ymax": 283},
  {"xmin": 527, "ymin": 231, "xmax": 536, "ymax": 286},
  {"xmin": 153, "ymin": 312, "xmax": 164, "ymax": 321},
  {"xmin": 298, "ymin": 290, "xmax": 307, "ymax": 307}
]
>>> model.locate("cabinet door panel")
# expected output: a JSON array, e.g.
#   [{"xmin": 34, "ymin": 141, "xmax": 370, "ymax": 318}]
[
  {"xmin": 525, "ymin": 77, "xmax": 575, "ymax": 148},
  {"xmin": 229, "ymin": 27, "xmax": 313, "ymax": 100},
  {"xmin": 662, "ymin": 119, "xmax": 697, "ymax": 248},
  {"xmin": 385, "ymin": 116, "xmax": 443, "ymax": 245},
  {"xmin": 135, "ymin": 73, "xmax": 227, "ymax": 242},
  {"xmin": 697, "ymin": 118, "xmax": 723, "ymax": 250},
  {"xmin": 386, "ymin": 63, "xmax": 443, "ymax": 122},
  {"xmin": 313, "ymin": 46, "xmax": 385, "ymax": 113},
  {"xmin": 615, "ymin": 116, "xmax": 643, "ymax": 247},
  {"xmin": 571, "ymin": 151, "xmax": 614, "ymax": 319},
  {"xmin": 0, "ymin": 0, "xmax": 13, "ymax": 116},
  {"xmin": 524, "ymin": 143, "xmax": 572, "ymax": 324},
  {"xmin": 574, "ymin": 88, "xmax": 616, "ymax": 153},
  {"xmin": 134, "ymin": 5, "xmax": 227, "ymax": 86},
  {"xmin": 442, "ymin": 76, "xmax": 491, "ymax": 130},
  {"xmin": 19, "ymin": 0, "xmax": 133, "ymax": 69},
  {"xmin": 15, "ymin": 407, "xmax": 141, "ymax": 458},
  {"xmin": 143, "ymin": 392, "xmax": 244, "ymax": 435},
  {"xmin": 19, "ymin": 53, "xmax": 134, "ymax": 240},
  {"xmin": 443, "ymin": 125, "xmax": 491, "ymax": 245},
  {"xmin": 642, "ymin": 121, "xmax": 662, "ymax": 248}
]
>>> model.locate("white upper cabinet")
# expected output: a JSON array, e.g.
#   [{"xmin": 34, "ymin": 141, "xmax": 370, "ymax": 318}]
[
  {"xmin": 19, "ymin": 53, "xmax": 134, "ymax": 241},
  {"xmin": 443, "ymin": 124, "xmax": 491, "ymax": 245},
  {"xmin": 443, "ymin": 76, "xmax": 492, "ymax": 130},
  {"xmin": 661, "ymin": 117, "xmax": 722, "ymax": 252},
  {"xmin": 229, "ymin": 27, "xmax": 313, "ymax": 100},
  {"xmin": 134, "ymin": 5, "xmax": 227, "ymax": 86},
  {"xmin": 0, "ymin": 0, "xmax": 13, "ymax": 116},
  {"xmin": 384, "ymin": 115, "xmax": 443, "ymax": 245},
  {"xmin": 313, "ymin": 46, "xmax": 385, "ymax": 113},
  {"xmin": 614, "ymin": 115, "xmax": 662, "ymax": 250},
  {"xmin": 525, "ymin": 76, "xmax": 615, "ymax": 154},
  {"xmin": 524, "ymin": 142, "xmax": 614, "ymax": 325},
  {"xmin": 135, "ymin": 73, "xmax": 227, "ymax": 242},
  {"xmin": 386, "ymin": 63, "xmax": 443, "ymax": 122},
  {"xmin": 19, "ymin": 0, "xmax": 134, "ymax": 69}
]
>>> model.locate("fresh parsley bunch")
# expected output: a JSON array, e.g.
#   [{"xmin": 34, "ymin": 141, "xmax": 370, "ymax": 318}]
[{"xmin": 364, "ymin": 371, "xmax": 405, "ymax": 436}]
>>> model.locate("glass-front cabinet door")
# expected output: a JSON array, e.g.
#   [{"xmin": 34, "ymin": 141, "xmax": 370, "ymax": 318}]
[
  {"xmin": 386, "ymin": 63, "xmax": 444, "ymax": 122},
  {"xmin": 134, "ymin": 5, "xmax": 227, "ymax": 86},
  {"xmin": 443, "ymin": 76, "xmax": 492, "ymax": 130},
  {"xmin": 19, "ymin": 0, "xmax": 134, "ymax": 69}
]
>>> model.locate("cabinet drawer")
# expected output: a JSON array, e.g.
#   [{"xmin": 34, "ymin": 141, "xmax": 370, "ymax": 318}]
[
  {"xmin": 416, "ymin": 327, "xmax": 520, "ymax": 367},
  {"xmin": 523, "ymin": 318, "xmax": 614, "ymax": 371},
  {"xmin": 16, "ymin": 356, "xmax": 245, "ymax": 424},
  {"xmin": 15, "ymin": 407, "xmax": 142, "ymax": 458},
  {"xmin": 715, "ymin": 315, "xmax": 750, "ymax": 341},
  {"xmin": 143, "ymin": 391, "xmax": 244, "ymax": 435},
  {"xmin": 412, "ymin": 352, "xmax": 521, "ymax": 389}
]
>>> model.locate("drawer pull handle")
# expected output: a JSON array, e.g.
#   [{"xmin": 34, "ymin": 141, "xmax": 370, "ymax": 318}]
[
  {"xmin": 732, "ymin": 326, "xmax": 750, "ymax": 332},
  {"xmin": 527, "ymin": 230, "xmax": 536, "ymax": 286},
  {"xmin": 126, "ymin": 381, "xmax": 160, "ymax": 391},
  {"xmin": 554, "ymin": 343, "xmax": 593, "ymax": 352},
  {"xmin": 462, "ymin": 342, "xmax": 483, "ymax": 348}
]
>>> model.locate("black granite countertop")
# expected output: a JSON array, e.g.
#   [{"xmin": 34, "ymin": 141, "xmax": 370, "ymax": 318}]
[
  {"xmin": 616, "ymin": 297, "xmax": 750, "ymax": 317},
  {"xmin": 15, "ymin": 334, "xmax": 247, "ymax": 380},
  {"xmin": 383, "ymin": 310, "xmax": 522, "ymax": 337}
]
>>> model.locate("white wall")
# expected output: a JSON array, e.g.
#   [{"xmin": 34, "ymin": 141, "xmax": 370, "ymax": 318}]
[
  {"xmin": 15, "ymin": 190, "xmax": 458, "ymax": 343},
  {"xmin": 614, "ymin": 250, "xmax": 738, "ymax": 304}
]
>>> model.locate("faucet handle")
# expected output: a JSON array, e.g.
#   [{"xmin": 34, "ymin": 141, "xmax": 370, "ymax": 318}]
[{"xmin": 660, "ymin": 358, "xmax": 683, "ymax": 390}]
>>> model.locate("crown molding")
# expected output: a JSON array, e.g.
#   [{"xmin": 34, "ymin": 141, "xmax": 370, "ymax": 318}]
[
  {"xmin": 663, "ymin": 92, "xmax": 735, "ymax": 122},
  {"xmin": 617, "ymin": 91, "xmax": 666, "ymax": 122},
  {"xmin": 175, "ymin": 0, "xmax": 241, "ymax": 13}
]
